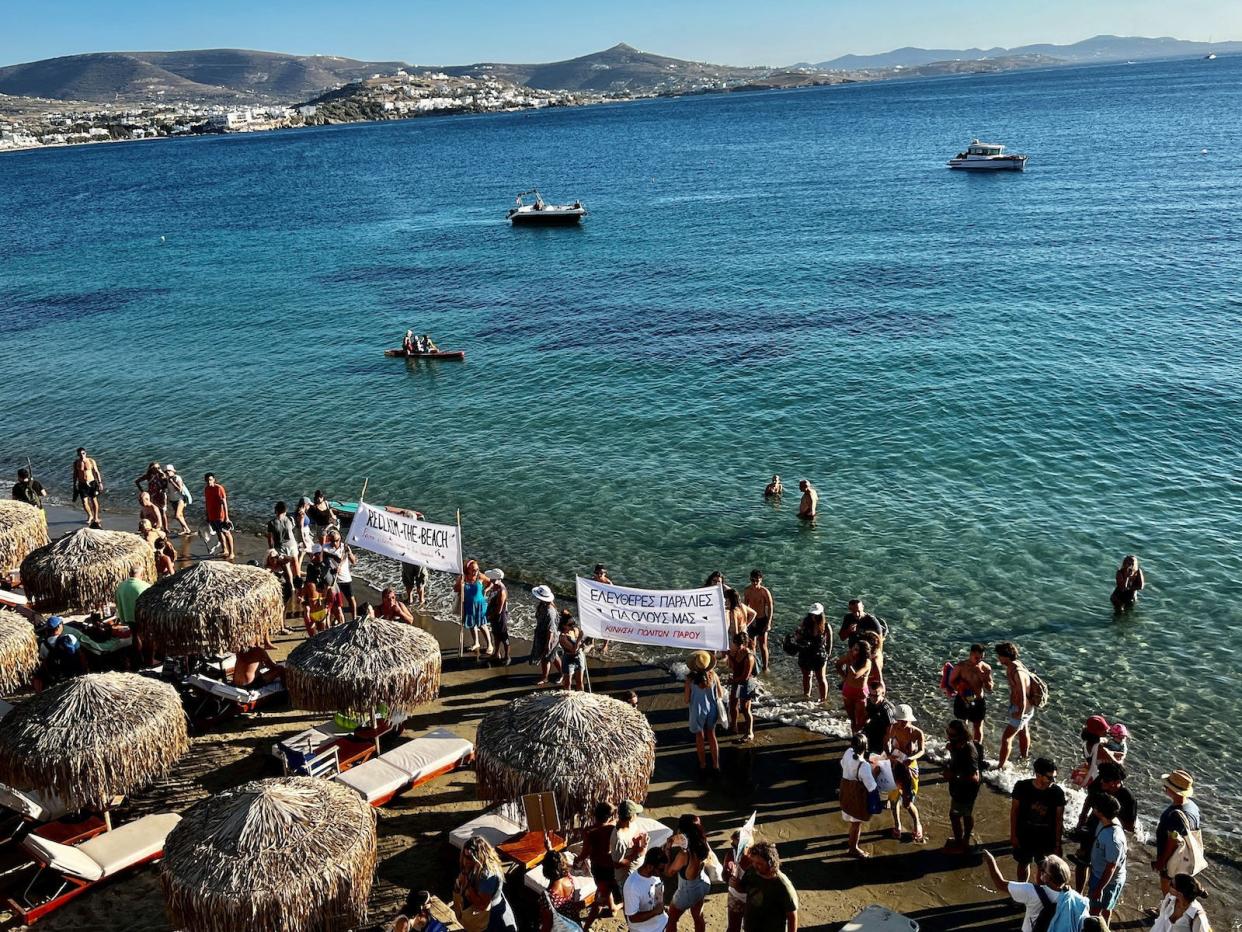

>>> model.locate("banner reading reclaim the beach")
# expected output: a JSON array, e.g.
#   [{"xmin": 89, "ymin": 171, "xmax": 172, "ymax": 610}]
[
  {"xmin": 575, "ymin": 577, "xmax": 729, "ymax": 652},
  {"xmin": 346, "ymin": 501, "xmax": 462, "ymax": 574}
]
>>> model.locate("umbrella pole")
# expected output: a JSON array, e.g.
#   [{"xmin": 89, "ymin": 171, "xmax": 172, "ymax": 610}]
[
  {"xmin": 583, "ymin": 654, "xmax": 592, "ymax": 694},
  {"xmin": 104, "ymin": 808, "xmax": 112, "ymax": 832},
  {"xmin": 371, "ymin": 706, "xmax": 380, "ymax": 756}
]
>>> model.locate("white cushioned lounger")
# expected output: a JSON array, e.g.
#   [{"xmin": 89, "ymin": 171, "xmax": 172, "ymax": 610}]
[
  {"xmin": 335, "ymin": 727, "xmax": 474, "ymax": 805},
  {"xmin": 449, "ymin": 810, "xmax": 523, "ymax": 851},
  {"xmin": 523, "ymin": 850, "xmax": 598, "ymax": 901},
  {"xmin": 186, "ymin": 673, "xmax": 284, "ymax": 704},
  {"xmin": 0, "ymin": 783, "xmax": 71, "ymax": 822},
  {"xmin": 22, "ymin": 813, "xmax": 181, "ymax": 880}
]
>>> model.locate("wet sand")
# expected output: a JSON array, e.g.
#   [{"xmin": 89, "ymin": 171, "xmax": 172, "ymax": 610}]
[{"xmin": 4, "ymin": 501, "xmax": 1238, "ymax": 931}]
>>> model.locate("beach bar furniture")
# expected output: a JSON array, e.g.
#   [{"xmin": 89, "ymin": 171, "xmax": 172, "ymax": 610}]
[
  {"xmin": 134, "ymin": 561, "xmax": 283, "ymax": 657},
  {"xmin": 160, "ymin": 777, "xmax": 377, "ymax": 932},
  {"xmin": 843, "ymin": 905, "xmax": 920, "ymax": 931},
  {"xmin": 7, "ymin": 812, "xmax": 181, "ymax": 924},
  {"xmin": 0, "ymin": 673, "xmax": 188, "ymax": 829},
  {"xmin": 334, "ymin": 726, "xmax": 474, "ymax": 806},
  {"xmin": 0, "ymin": 500, "xmax": 49, "ymax": 574},
  {"xmin": 19, "ymin": 528, "xmax": 154, "ymax": 612},
  {"xmin": 475, "ymin": 690, "xmax": 656, "ymax": 828}
]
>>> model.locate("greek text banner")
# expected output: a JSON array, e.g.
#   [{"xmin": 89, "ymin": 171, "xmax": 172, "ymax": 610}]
[{"xmin": 574, "ymin": 577, "xmax": 728, "ymax": 651}]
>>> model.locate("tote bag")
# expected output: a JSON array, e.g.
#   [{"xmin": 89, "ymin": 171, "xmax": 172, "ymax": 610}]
[
  {"xmin": 1167, "ymin": 810, "xmax": 1208, "ymax": 877},
  {"xmin": 838, "ymin": 760, "xmax": 871, "ymax": 821}
]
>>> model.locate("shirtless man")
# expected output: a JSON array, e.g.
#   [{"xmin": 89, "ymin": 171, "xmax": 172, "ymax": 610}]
[
  {"xmin": 742, "ymin": 569, "xmax": 774, "ymax": 673},
  {"xmin": 996, "ymin": 641, "xmax": 1033, "ymax": 770},
  {"xmin": 949, "ymin": 644, "xmax": 995, "ymax": 743},
  {"xmin": 797, "ymin": 480, "xmax": 817, "ymax": 519},
  {"xmin": 72, "ymin": 447, "xmax": 104, "ymax": 527},
  {"xmin": 886, "ymin": 704, "xmax": 926, "ymax": 843}
]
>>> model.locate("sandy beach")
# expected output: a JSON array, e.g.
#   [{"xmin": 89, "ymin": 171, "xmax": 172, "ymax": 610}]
[{"xmin": 2, "ymin": 497, "xmax": 1238, "ymax": 932}]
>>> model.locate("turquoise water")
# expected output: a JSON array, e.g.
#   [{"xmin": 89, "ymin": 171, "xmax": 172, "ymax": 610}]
[{"xmin": 3, "ymin": 57, "xmax": 1242, "ymax": 841}]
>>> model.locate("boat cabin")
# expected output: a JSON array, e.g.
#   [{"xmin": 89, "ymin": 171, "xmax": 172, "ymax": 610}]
[{"xmin": 967, "ymin": 141, "xmax": 1006, "ymax": 156}]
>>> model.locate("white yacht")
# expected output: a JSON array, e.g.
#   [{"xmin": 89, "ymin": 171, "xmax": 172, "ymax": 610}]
[
  {"xmin": 947, "ymin": 140, "xmax": 1028, "ymax": 172},
  {"xmin": 506, "ymin": 190, "xmax": 586, "ymax": 225}
]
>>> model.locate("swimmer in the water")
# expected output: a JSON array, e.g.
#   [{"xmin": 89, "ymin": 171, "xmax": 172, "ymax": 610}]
[
  {"xmin": 764, "ymin": 474, "xmax": 783, "ymax": 497},
  {"xmin": 798, "ymin": 479, "xmax": 817, "ymax": 519},
  {"xmin": 1110, "ymin": 555, "xmax": 1145, "ymax": 612}
]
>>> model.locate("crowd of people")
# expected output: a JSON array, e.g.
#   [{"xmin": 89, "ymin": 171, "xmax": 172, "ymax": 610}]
[{"xmin": 11, "ymin": 455, "xmax": 1216, "ymax": 930}]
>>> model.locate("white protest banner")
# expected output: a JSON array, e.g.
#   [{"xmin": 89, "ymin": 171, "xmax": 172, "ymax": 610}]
[
  {"xmin": 346, "ymin": 501, "xmax": 462, "ymax": 574},
  {"xmin": 575, "ymin": 577, "xmax": 728, "ymax": 652}
]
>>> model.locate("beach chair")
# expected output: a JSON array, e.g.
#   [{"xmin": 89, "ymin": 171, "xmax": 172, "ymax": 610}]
[
  {"xmin": 185, "ymin": 671, "xmax": 286, "ymax": 727},
  {"xmin": 334, "ymin": 727, "xmax": 474, "ymax": 807},
  {"xmin": 843, "ymin": 905, "xmax": 920, "ymax": 931},
  {"xmin": 270, "ymin": 718, "xmax": 355, "ymax": 768},
  {"xmin": 449, "ymin": 806, "xmax": 525, "ymax": 852},
  {"xmin": 280, "ymin": 743, "xmax": 341, "ymax": 779},
  {"xmin": 0, "ymin": 783, "xmax": 106, "ymax": 847},
  {"xmin": 6, "ymin": 812, "xmax": 181, "ymax": 925}
]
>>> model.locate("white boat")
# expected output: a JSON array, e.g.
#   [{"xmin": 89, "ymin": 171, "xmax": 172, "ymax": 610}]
[
  {"xmin": 947, "ymin": 139, "xmax": 1027, "ymax": 172},
  {"xmin": 1205, "ymin": 53, "xmax": 1217, "ymax": 60},
  {"xmin": 506, "ymin": 190, "xmax": 586, "ymax": 225}
]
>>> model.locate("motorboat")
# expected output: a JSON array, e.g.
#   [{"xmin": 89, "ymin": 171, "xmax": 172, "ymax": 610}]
[
  {"xmin": 507, "ymin": 189, "xmax": 586, "ymax": 225},
  {"xmin": 1205, "ymin": 52, "xmax": 1218, "ymax": 60},
  {"xmin": 947, "ymin": 139, "xmax": 1027, "ymax": 171}
]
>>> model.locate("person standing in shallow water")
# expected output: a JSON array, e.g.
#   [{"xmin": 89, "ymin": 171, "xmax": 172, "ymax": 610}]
[
  {"xmin": 944, "ymin": 718, "xmax": 983, "ymax": 853},
  {"xmin": 793, "ymin": 604, "xmax": 831, "ymax": 702},
  {"xmin": 1111, "ymin": 555, "xmax": 1145, "ymax": 612},
  {"xmin": 996, "ymin": 640, "xmax": 1034, "ymax": 770},
  {"xmin": 797, "ymin": 479, "xmax": 817, "ymax": 519},
  {"xmin": 728, "ymin": 632, "xmax": 757, "ymax": 742},
  {"xmin": 950, "ymin": 643, "xmax": 994, "ymax": 744}
]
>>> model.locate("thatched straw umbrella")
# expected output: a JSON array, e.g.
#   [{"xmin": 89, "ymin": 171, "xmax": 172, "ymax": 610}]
[
  {"xmin": 19, "ymin": 527, "xmax": 154, "ymax": 611},
  {"xmin": 134, "ymin": 561, "xmax": 282, "ymax": 656},
  {"xmin": 0, "ymin": 500, "xmax": 49, "ymax": 573},
  {"xmin": 0, "ymin": 609, "xmax": 39, "ymax": 693},
  {"xmin": 161, "ymin": 776, "xmax": 377, "ymax": 932},
  {"xmin": 285, "ymin": 616, "xmax": 440, "ymax": 750},
  {"xmin": 0, "ymin": 672, "xmax": 187, "ymax": 822},
  {"xmin": 475, "ymin": 690, "xmax": 656, "ymax": 827}
]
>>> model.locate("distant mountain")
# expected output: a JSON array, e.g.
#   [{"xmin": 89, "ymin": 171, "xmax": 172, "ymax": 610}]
[
  {"xmin": 423, "ymin": 43, "xmax": 767, "ymax": 94},
  {"xmin": 814, "ymin": 34, "xmax": 1242, "ymax": 70},
  {"xmin": 0, "ymin": 49, "xmax": 408, "ymax": 103}
]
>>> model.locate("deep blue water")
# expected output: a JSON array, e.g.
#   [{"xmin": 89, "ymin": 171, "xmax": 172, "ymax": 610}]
[{"xmin": 3, "ymin": 57, "xmax": 1241, "ymax": 838}]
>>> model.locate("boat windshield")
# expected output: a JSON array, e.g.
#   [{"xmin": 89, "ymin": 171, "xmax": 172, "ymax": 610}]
[{"xmin": 969, "ymin": 144, "xmax": 1005, "ymax": 156}]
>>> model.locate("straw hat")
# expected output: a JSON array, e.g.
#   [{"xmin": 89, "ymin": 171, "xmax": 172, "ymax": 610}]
[
  {"xmin": 532, "ymin": 585, "xmax": 554, "ymax": 602},
  {"xmin": 895, "ymin": 704, "xmax": 916, "ymax": 723},
  {"xmin": 687, "ymin": 650, "xmax": 715, "ymax": 674},
  {"xmin": 1162, "ymin": 770, "xmax": 1194, "ymax": 798}
]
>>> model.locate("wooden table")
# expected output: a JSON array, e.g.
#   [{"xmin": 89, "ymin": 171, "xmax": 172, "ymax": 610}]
[{"xmin": 496, "ymin": 830, "xmax": 566, "ymax": 870}]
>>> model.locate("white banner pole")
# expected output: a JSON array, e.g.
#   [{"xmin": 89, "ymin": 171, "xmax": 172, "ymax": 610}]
[{"xmin": 456, "ymin": 509, "xmax": 465, "ymax": 659}]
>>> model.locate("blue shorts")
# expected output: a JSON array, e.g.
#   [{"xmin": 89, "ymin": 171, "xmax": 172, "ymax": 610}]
[
  {"xmin": 733, "ymin": 679, "xmax": 758, "ymax": 702},
  {"xmin": 671, "ymin": 876, "xmax": 710, "ymax": 910},
  {"xmin": 1007, "ymin": 704, "xmax": 1034, "ymax": 731},
  {"xmin": 1090, "ymin": 876, "xmax": 1124, "ymax": 911}
]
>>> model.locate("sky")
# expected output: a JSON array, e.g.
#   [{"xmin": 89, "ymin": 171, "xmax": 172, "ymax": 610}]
[{"xmin": 3, "ymin": 0, "xmax": 1240, "ymax": 68}]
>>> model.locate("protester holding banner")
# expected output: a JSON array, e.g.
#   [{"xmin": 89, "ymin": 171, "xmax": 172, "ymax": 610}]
[{"xmin": 685, "ymin": 652, "xmax": 724, "ymax": 776}]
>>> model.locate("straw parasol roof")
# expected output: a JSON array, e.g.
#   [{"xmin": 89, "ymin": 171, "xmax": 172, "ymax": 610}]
[
  {"xmin": 0, "ymin": 609, "xmax": 39, "ymax": 693},
  {"xmin": 284, "ymin": 615, "xmax": 441, "ymax": 714},
  {"xmin": 475, "ymin": 690, "xmax": 656, "ymax": 827},
  {"xmin": 134, "ymin": 561, "xmax": 282, "ymax": 656},
  {"xmin": 0, "ymin": 672, "xmax": 187, "ymax": 810},
  {"xmin": 19, "ymin": 527, "xmax": 154, "ymax": 611},
  {"xmin": 0, "ymin": 500, "xmax": 49, "ymax": 573},
  {"xmin": 161, "ymin": 776, "xmax": 377, "ymax": 932}
]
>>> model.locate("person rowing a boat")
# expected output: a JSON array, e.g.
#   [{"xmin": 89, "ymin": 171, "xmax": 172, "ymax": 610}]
[{"xmin": 402, "ymin": 330, "xmax": 416, "ymax": 355}]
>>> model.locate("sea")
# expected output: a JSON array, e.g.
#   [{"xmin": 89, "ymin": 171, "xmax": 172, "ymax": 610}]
[{"xmin": 3, "ymin": 56, "xmax": 1241, "ymax": 852}]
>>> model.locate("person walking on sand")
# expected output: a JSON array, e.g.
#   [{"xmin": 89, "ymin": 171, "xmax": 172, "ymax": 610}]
[
  {"xmin": 886, "ymin": 704, "xmax": 926, "ymax": 843},
  {"xmin": 944, "ymin": 718, "xmax": 983, "ymax": 853},
  {"xmin": 1011, "ymin": 758, "xmax": 1066, "ymax": 882},
  {"xmin": 742, "ymin": 569, "xmax": 774, "ymax": 673},
  {"xmin": 839, "ymin": 732, "xmax": 878, "ymax": 858},
  {"xmin": 793, "ymin": 604, "xmax": 831, "ymax": 701},
  {"xmin": 163, "ymin": 466, "xmax": 193, "ymax": 535},
  {"xmin": 530, "ymin": 585, "xmax": 560, "ymax": 685},
  {"xmin": 1152, "ymin": 770, "xmax": 1202, "ymax": 897},
  {"xmin": 685, "ymin": 651, "xmax": 723, "ymax": 777},
  {"xmin": 72, "ymin": 448, "xmax": 104, "ymax": 527},
  {"xmin": 1110, "ymin": 555, "xmax": 1145, "ymax": 612},
  {"xmin": 203, "ymin": 473, "xmax": 235, "ymax": 560},
  {"xmin": 13, "ymin": 467, "xmax": 47, "ymax": 509},
  {"xmin": 1087, "ymin": 794, "xmax": 1128, "ymax": 923},
  {"xmin": 797, "ymin": 480, "xmax": 817, "ymax": 520},
  {"xmin": 663, "ymin": 814, "xmax": 712, "ymax": 932},
  {"xmin": 834, "ymin": 640, "xmax": 873, "ymax": 732},
  {"xmin": 997, "ymin": 641, "xmax": 1034, "ymax": 770},
  {"xmin": 728, "ymin": 632, "xmax": 758, "ymax": 742},
  {"xmin": 455, "ymin": 560, "xmax": 492, "ymax": 656},
  {"xmin": 485, "ymin": 569, "xmax": 511, "ymax": 666},
  {"xmin": 949, "ymin": 643, "xmax": 994, "ymax": 744},
  {"xmin": 736, "ymin": 841, "xmax": 798, "ymax": 932}
]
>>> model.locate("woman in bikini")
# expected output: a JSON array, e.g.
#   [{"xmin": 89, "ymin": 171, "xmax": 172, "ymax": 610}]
[{"xmin": 835, "ymin": 640, "xmax": 874, "ymax": 732}]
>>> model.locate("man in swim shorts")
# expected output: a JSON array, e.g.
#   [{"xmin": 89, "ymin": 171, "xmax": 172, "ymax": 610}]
[
  {"xmin": 742, "ymin": 569, "xmax": 774, "ymax": 673},
  {"xmin": 402, "ymin": 560, "xmax": 428, "ymax": 605},
  {"xmin": 797, "ymin": 479, "xmax": 817, "ymax": 519},
  {"xmin": 886, "ymin": 704, "xmax": 926, "ymax": 843},
  {"xmin": 72, "ymin": 447, "xmax": 104, "ymax": 527},
  {"xmin": 997, "ymin": 641, "xmax": 1033, "ymax": 770},
  {"xmin": 950, "ymin": 643, "xmax": 994, "ymax": 743},
  {"xmin": 944, "ymin": 718, "xmax": 983, "ymax": 853}
]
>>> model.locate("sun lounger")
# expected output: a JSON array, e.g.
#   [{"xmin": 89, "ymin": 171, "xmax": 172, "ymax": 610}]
[
  {"xmin": 7, "ymin": 812, "xmax": 181, "ymax": 925},
  {"xmin": 449, "ymin": 808, "xmax": 524, "ymax": 852},
  {"xmin": 843, "ymin": 905, "xmax": 920, "ymax": 931},
  {"xmin": 271, "ymin": 718, "xmax": 355, "ymax": 764},
  {"xmin": 185, "ymin": 672, "xmax": 286, "ymax": 727},
  {"xmin": 0, "ymin": 784, "xmax": 71, "ymax": 824},
  {"xmin": 523, "ymin": 849, "xmax": 598, "ymax": 903},
  {"xmin": 335, "ymin": 727, "xmax": 474, "ymax": 807}
]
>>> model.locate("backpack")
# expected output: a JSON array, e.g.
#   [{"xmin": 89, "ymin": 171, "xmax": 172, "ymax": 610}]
[
  {"xmin": 1031, "ymin": 885, "xmax": 1057, "ymax": 932},
  {"xmin": 1024, "ymin": 665, "xmax": 1051, "ymax": 709}
]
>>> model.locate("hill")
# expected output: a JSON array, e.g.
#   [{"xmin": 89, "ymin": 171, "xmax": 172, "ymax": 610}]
[
  {"xmin": 424, "ymin": 43, "xmax": 767, "ymax": 94},
  {"xmin": 815, "ymin": 34, "xmax": 1242, "ymax": 70},
  {"xmin": 0, "ymin": 49, "xmax": 408, "ymax": 103}
]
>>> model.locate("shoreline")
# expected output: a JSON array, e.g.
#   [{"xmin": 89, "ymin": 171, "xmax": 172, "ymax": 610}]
[{"xmin": 7, "ymin": 497, "xmax": 1241, "ymax": 928}]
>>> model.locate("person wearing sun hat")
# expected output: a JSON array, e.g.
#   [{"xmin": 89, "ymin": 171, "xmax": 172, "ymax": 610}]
[
  {"xmin": 685, "ymin": 650, "xmax": 724, "ymax": 776},
  {"xmin": 529, "ymin": 585, "xmax": 560, "ymax": 684},
  {"xmin": 793, "ymin": 603, "xmax": 831, "ymax": 702},
  {"xmin": 484, "ymin": 569, "xmax": 510, "ymax": 666},
  {"xmin": 886, "ymin": 703, "xmax": 926, "ymax": 843},
  {"xmin": 1153, "ymin": 770, "xmax": 1202, "ymax": 894}
]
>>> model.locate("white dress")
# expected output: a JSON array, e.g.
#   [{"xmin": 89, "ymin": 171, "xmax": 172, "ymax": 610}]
[
  {"xmin": 840, "ymin": 748, "xmax": 878, "ymax": 824},
  {"xmin": 1151, "ymin": 896, "xmax": 1210, "ymax": 932}
]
